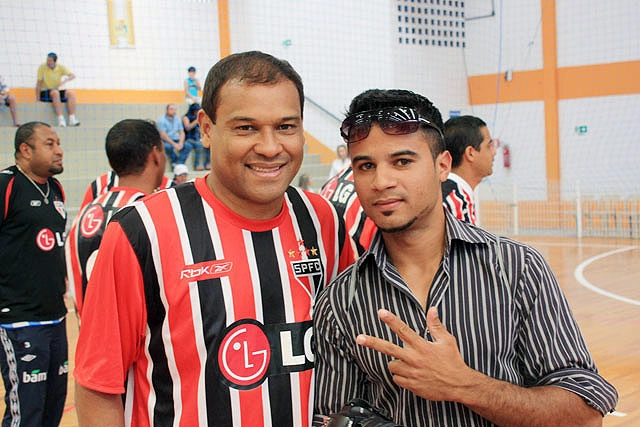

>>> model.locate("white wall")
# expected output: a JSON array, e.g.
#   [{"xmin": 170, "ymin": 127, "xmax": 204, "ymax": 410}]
[
  {"xmin": 1, "ymin": 0, "xmax": 638, "ymax": 199},
  {"xmin": 1, "ymin": 0, "xmax": 220, "ymax": 90}
]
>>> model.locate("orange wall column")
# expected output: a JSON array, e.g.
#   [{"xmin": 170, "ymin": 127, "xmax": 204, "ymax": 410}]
[
  {"xmin": 218, "ymin": 0, "xmax": 231, "ymax": 58},
  {"xmin": 541, "ymin": 0, "xmax": 560, "ymax": 193}
]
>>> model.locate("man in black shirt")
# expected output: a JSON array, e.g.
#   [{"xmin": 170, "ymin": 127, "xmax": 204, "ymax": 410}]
[{"xmin": 0, "ymin": 122, "xmax": 68, "ymax": 426}]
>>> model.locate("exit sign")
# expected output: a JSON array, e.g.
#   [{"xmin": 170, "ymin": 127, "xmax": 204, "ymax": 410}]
[{"xmin": 575, "ymin": 125, "xmax": 588, "ymax": 135}]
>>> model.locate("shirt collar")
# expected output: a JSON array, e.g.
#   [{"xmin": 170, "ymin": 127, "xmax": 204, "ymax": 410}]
[{"xmin": 355, "ymin": 208, "xmax": 491, "ymax": 273}]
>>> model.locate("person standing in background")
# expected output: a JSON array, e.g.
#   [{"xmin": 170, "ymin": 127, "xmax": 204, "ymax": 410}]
[
  {"xmin": 66, "ymin": 119, "xmax": 166, "ymax": 318},
  {"xmin": 184, "ymin": 65, "xmax": 202, "ymax": 105},
  {"xmin": 328, "ymin": 143, "xmax": 350, "ymax": 179},
  {"xmin": 0, "ymin": 122, "xmax": 68, "ymax": 426},
  {"xmin": 441, "ymin": 115, "xmax": 496, "ymax": 225},
  {"xmin": 35, "ymin": 52, "xmax": 80, "ymax": 127}
]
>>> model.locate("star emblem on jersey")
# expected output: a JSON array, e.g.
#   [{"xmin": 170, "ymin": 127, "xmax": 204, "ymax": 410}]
[{"xmin": 288, "ymin": 240, "xmax": 318, "ymax": 258}]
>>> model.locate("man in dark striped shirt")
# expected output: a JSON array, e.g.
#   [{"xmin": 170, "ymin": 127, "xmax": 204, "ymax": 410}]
[{"xmin": 314, "ymin": 89, "xmax": 618, "ymax": 426}]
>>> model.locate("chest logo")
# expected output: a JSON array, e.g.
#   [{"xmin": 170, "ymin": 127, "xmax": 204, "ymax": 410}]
[
  {"xmin": 218, "ymin": 321, "xmax": 271, "ymax": 389},
  {"xmin": 80, "ymin": 205, "xmax": 105, "ymax": 238},
  {"xmin": 36, "ymin": 228, "xmax": 56, "ymax": 251}
]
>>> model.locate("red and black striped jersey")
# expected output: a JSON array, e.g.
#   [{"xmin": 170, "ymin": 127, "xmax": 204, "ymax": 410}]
[
  {"xmin": 75, "ymin": 177, "xmax": 354, "ymax": 426},
  {"xmin": 65, "ymin": 187, "xmax": 146, "ymax": 317},
  {"xmin": 79, "ymin": 171, "xmax": 171, "ymax": 212},
  {"xmin": 321, "ymin": 166, "xmax": 376, "ymax": 256},
  {"xmin": 441, "ymin": 172, "xmax": 477, "ymax": 225}
]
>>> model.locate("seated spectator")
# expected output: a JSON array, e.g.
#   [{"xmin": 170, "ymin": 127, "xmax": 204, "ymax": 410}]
[
  {"xmin": 182, "ymin": 103, "xmax": 209, "ymax": 170},
  {"xmin": 171, "ymin": 164, "xmax": 189, "ymax": 186},
  {"xmin": 0, "ymin": 75, "xmax": 20, "ymax": 126},
  {"xmin": 184, "ymin": 66, "xmax": 202, "ymax": 105},
  {"xmin": 157, "ymin": 103, "xmax": 192, "ymax": 167},
  {"xmin": 35, "ymin": 52, "xmax": 80, "ymax": 127}
]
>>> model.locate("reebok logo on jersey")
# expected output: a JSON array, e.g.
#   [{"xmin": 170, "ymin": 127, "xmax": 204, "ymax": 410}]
[
  {"xmin": 216, "ymin": 319, "xmax": 314, "ymax": 390},
  {"xmin": 23, "ymin": 369, "xmax": 47, "ymax": 383},
  {"xmin": 180, "ymin": 260, "xmax": 233, "ymax": 282}
]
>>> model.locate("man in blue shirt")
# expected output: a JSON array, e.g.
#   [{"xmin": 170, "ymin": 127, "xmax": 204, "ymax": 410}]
[{"xmin": 157, "ymin": 103, "xmax": 192, "ymax": 167}]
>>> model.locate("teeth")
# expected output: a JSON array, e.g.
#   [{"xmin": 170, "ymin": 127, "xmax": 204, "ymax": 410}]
[{"xmin": 251, "ymin": 165, "xmax": 280, "ymax": 173}]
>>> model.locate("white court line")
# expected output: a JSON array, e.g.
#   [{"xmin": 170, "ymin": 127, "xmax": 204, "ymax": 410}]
[{"xmin": 574, "ymin": 246, "xmax": 640, "ymax": 306}]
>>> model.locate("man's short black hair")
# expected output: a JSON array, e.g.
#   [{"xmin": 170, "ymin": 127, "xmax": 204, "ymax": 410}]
[
  {"xmin": 444, "ymin": 115, "xmax": 487, "ymax": 168},
  {"xmin": 346, "ymin": 89, "xmax": 444, "ymax": 159},
  {"xmin": 201, "ymin": 51, "xmax": 304, "ymax": 123},
  {"xmin": 105, "ymin": 119, "xmax": 162, "ymax": 176},
  {"xmin": 47, "ymin": 52, "xmax": 58, "ymax": 62},
  {"xmin": 14, "ymin": 121, "xmax": 51, "ymax": 154}
]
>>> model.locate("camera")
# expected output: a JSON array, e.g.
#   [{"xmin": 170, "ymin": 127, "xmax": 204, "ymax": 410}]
[{"xmin": 313, "ymin": 398, "xmax": 402, "ymax": 427}]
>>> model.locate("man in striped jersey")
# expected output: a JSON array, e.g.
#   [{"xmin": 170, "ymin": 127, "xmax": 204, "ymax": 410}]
[
  {"xmin": 74, "ymin": 51, "xmax": 354, "ymax": 426},
  {"xmin": 314, "ymin": 89, "xmax": 617, "ymax": 426},
  {"xmin": 441, "ymin": 115, "xmax": 496, "ymax": 225},
  {"xmin": 321, "ymin": 166, "xmax": 376, "ymax": 257},
  {"xmin": 65, "ymin": 119, "xmax": 167, "ymax": 318},
  {"xmin": 79, "ymin": 168, "xmax": 172, "ymax": 212}
]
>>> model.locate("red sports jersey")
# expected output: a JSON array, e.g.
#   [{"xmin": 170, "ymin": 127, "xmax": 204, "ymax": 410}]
[
  {"xmin": 441, "ymin": 172, "xmax": 477, "ymax": 225},
  {"xmin": 79, "ymin": 171, "xmax": 171, "ymax": 212},
  {"xmin": 321, "ymin": 166, "xmax": 376, "ymax": 256},
  {"xmin": 75, "ymin": 178, "xmax": 353, "ymax": 426},
  {"xmin": 65, "ymin": 187, "xmax": 146, "ymax": 317}
]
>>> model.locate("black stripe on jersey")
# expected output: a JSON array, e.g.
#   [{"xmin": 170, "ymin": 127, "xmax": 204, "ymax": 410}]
[
  {"xmin": 286, "ymin": 187, "xmax": 339, "ymax": 295},
  {"xmin": 114, "ymin": 206, "xmax": 175, "ymax": 426},
  {"xmin": 174, "ymin": 184, "xmax": 233, "ymax": 426},
  {"xmin": 251, "ymin": 230, "xmax": 294, "ymax": 426}
]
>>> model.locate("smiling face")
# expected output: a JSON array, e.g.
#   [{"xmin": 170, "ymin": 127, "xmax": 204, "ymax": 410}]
[
  {"xmin": 198, "ymin": 79, "xmax": 304, "ymax": 219},
  {"xmin": 350, "ymin": 124, "xmax": 450, "ymax": 233}
]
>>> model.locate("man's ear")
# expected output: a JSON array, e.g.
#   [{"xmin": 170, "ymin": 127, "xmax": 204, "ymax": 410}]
[
  {"xmin": 19, "ymin": 143, "xmax": 33, "ymax": 160},
  {"xmin": 437, "ymin": 151, "xmax": 452, "ymax": 182},
  {"xmin": 198, "ymin": 109, "xmax": 213, "ymax": 149},
  {"xmin": 464, "ymin": 145, "xmax": 476, "ymax": 162}
]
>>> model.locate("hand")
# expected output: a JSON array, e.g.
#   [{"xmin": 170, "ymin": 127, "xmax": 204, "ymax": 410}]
[{"xmin": 356, "ymin": 307, "xmax": 477, "ymax": 402}]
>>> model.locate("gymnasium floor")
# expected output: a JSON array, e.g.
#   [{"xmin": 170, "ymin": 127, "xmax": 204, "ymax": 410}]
[{"xmin": 3, "ymin": 235, "xmax": 639, "ymax": 426}]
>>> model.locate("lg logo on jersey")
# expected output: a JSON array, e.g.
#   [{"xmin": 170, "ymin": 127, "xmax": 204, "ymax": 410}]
[
  {"xmin": 36, "ymin": 228, "xmax": 65, "ymax": 251},
  {"xmin": 216, "ymin": 319, "xmax": 314, "ymax": 390},
  {"xmin": 329, "ymin": 181, "xmax": 355, "ymax": 205}
]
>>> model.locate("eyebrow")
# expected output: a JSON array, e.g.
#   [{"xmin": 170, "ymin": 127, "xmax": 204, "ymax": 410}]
[
  {"xmin": 231, "ymin": 115, "xmax": 301, "ymax": 122},
  {"xmin": 352, "ymin": 150, "xmax": 418, "ymax": 164}
]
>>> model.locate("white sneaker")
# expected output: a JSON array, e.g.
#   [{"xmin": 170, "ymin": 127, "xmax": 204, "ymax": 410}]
[
  {"xmin": 58, "ymin": 116, "xmax": 67, "ymax": 127},
  {"xmin": 68, "ymin": 116, "xmax": 80, "ymax": 127}
]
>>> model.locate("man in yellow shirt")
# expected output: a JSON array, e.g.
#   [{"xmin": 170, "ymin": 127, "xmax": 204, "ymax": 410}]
[{"xmin": 35, "ymin": 52, "xmax": 80, "ymax": 127}]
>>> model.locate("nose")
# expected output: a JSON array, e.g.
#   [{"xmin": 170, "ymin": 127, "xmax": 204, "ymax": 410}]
[
  {"xmin": 370, "ymin": 164, "xmax": 396, "ymax": 191},
  {"xmin": 254, "ymin": 129, "xmax": 283, "ymax": 158}
]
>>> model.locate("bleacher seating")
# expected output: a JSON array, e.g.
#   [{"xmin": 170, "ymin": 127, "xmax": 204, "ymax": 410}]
[{"xmin": 1, "ymin": 102, "xmax": 331, "ymax": 219}]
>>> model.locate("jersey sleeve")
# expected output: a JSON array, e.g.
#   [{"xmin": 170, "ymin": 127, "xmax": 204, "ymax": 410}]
[{"xmin": 74, "ymin": 221, "xmax": 147, "ymax": 394}]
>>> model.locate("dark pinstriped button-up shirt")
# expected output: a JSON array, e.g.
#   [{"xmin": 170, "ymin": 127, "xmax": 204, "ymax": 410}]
[{"xmin": 314, "ymin": 210, "xmax": 618, "ymax": 427}]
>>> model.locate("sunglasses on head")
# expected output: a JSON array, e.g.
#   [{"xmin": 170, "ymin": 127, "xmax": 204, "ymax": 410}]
[{"xmin": 340, "ymin": 106, "xmax": 444, "ymax": 144}]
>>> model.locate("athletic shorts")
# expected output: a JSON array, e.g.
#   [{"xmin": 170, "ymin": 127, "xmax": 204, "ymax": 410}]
[{"xmin": 39, "ymin": 90, "xmax": 68, "ymax": 103}]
